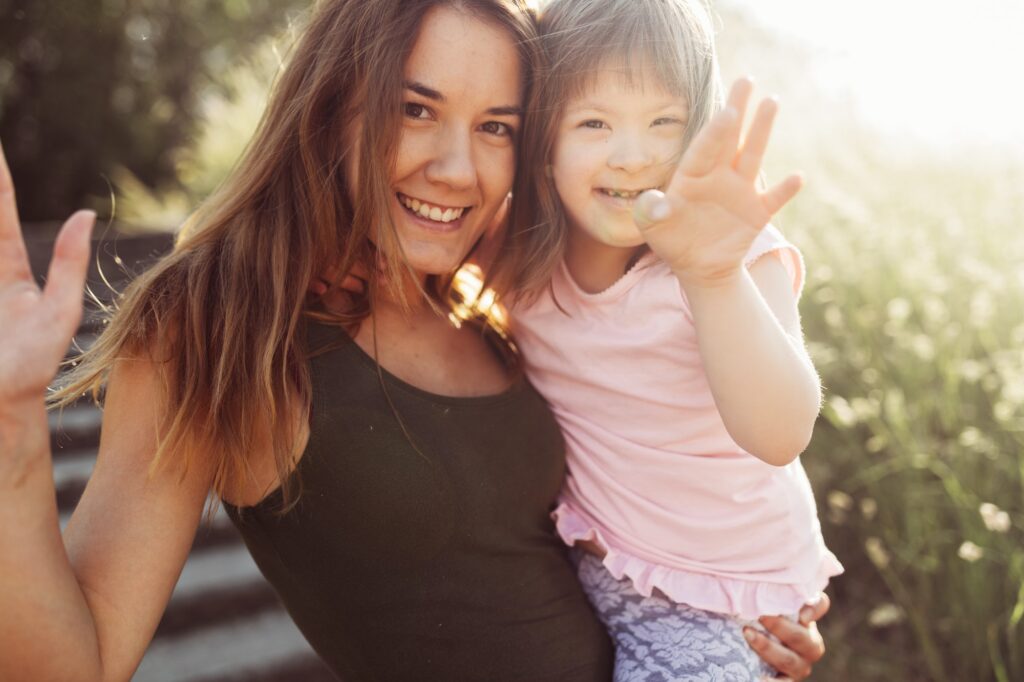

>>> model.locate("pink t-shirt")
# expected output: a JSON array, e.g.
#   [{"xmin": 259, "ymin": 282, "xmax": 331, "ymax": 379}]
[{"xmin": 511, "ymin": 226, "xmax": 843, "ymax": 619}]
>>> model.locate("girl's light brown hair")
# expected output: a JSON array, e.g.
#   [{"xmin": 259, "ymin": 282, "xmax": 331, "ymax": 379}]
[
  {"xmin": 50, "ymin": 0, "xmax": 543, "ymax": 511},
  {"xmin": 511, "ymin": 0, "xmax": 723, "ymax": 300}
]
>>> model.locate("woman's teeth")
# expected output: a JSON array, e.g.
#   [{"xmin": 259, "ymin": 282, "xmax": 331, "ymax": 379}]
[{"xmin": 399, "ymin": 194, "xmax": 466, "ymax": 223}]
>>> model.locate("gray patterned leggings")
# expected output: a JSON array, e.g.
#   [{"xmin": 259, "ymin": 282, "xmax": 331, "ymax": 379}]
[{"xmin": 574, "ymin": 551, "xmax": 776, "ymax": 682}]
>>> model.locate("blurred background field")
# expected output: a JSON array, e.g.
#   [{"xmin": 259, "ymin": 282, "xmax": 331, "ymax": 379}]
[{"xmin": 3, "ymin": 0, "xmax": 1023, "ymax": 680}]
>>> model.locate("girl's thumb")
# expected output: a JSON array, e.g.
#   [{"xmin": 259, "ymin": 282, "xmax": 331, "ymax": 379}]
[{"xmin": 633, "ymin": 190, "xmax": 671, "ymax": 230}]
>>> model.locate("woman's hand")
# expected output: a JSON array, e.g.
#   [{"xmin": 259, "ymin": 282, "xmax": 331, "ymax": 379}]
[
  {"xmin": 633, "ymin": 77, "xmax": 803, "ymax": 290},
  {"xmin": 744, "ymin": 593, "xmax": 830, "ymax": 681},
  {"xmin": 0, "ymin": 141, "xmax": 94, "ymax": 407}
]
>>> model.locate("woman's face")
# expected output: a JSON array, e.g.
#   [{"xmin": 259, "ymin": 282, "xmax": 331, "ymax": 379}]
[{"xmin": 348, "ymin": 6, "xmax": 524, "ymax": 279}]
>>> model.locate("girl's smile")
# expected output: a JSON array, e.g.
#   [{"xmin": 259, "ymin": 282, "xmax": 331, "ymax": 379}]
[{"xmin": 593, "ymin": 186, "xmax": 662, "ymax": 209}]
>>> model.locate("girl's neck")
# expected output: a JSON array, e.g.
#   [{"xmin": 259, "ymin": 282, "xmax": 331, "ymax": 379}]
[{"xmin": 564, "ymin": 227, "xmax": 646, "ymax": 294}]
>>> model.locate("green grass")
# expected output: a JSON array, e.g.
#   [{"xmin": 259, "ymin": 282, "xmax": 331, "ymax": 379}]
[
  {"xmin": 777, "ymin": 137, "xmax": 1024, "ymax": 681},
  {"xmin": 713, "ymin": 6, "xmax": 1024, "ymax": 675}
]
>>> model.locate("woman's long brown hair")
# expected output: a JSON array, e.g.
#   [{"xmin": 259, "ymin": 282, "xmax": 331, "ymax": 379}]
[{"xmin": 50, "ymin": 0, "xmax": 543, "ymax": 512}]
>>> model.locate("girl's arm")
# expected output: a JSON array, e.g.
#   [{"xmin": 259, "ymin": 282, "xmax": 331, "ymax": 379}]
[
  {"xmin": 682, "ymin": 254, "xmax": 820, "ymax": 465},
  {"xmin": 634, "ymin": 78, "xmax": 818, "ymax": 466},
  {"xmin": 0, "ymin": 143, "xmax": 213, "ymax": 681}
]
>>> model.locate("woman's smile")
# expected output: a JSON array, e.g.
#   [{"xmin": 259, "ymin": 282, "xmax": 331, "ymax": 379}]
[{"xmin": 396, "ymin": 191, "xmax": 472, "ymax": 232}]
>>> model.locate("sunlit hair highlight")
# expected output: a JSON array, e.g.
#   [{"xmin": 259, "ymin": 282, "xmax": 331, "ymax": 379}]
[
  {"xmin": 49, "ymin": 0, "xmax": 542, "ymax": 513},
  {"xmin": 512, "ymin": 0, "xmax": 723, "ymax": 300}
]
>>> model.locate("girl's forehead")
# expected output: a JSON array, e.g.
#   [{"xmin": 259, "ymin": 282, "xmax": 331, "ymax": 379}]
[
  {"xmin": 565, "ymin": 53, "xmax": 686, "ymax": 102},
  {"xmin": 568, "ymin": 63, "xmax": 681, "ymax": 103}
]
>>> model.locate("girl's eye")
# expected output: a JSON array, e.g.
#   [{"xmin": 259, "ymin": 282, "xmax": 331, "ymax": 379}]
[
  {"xmin": 481, "ymin": 121, "xmax": 514, "ymax": 137},
  {"xmin": 653, "ymin": 117, "xmax": 685, "ymax": 127},
  {"xmin": 581, "ymin": 119, "xmax": 608, "ymax": 130},
  {"xmin": 404, "ymin": 102, "xmax": 430, "ymax": 120}
]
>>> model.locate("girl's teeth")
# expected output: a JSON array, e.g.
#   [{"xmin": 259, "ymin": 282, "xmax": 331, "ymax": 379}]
[
  {"xmin": 442, "ymin": 208, "xmax": 453, "ymax": 221},
  {"xmin": 418, "ymin": 203, "xmax": 431, "ymax": 218},
  {"xmin": 411, "ymin": 199, "xmax": 421, "ymax": 211},
  {"xmin": 429, "ymin": 206, "xmax": 443, "ymax": 221}
]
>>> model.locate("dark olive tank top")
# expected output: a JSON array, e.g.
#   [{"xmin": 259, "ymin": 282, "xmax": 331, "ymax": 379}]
[{"xmin": 223, "ymin": 320, "xmax": 613, "ymax": 681}]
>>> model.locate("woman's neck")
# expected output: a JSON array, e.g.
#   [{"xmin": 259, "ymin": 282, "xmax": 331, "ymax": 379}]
[{"xmin": 564, "ymin": 228, "xmax": 645, "ymax": 294}]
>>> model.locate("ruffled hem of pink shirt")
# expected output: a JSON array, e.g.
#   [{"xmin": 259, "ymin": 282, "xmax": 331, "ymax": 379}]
[{"xmin": 554, "ymin": 503, "xmax": 844, "ymax": 621}]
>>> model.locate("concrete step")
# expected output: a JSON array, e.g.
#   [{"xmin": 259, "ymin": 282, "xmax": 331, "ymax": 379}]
[
  {"xmin": 49, "ymin": 401, "xmax": 103, "ymax": 453},
  {"xmin": 133, "ymin": 609, "xmax": 329, "ymax": 682}
]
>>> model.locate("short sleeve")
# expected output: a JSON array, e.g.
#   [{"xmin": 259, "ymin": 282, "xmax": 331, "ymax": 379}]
[{"xmin": 744, "ymin": 224, "xmax": 805, "ymax": 300}]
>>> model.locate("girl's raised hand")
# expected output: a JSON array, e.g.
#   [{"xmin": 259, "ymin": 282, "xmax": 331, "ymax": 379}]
[
  {"xmin": 633, "ymin": 78, "xmax": 803, "ymax": 289},
  {"xmin": 0, "ymin": 141, "xmax": 95, "ymax": 406}
]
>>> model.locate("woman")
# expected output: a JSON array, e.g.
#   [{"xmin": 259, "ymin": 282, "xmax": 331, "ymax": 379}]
[{"xmin": 0, "ymin": 0, "xmax": 827, "ymax": 679}]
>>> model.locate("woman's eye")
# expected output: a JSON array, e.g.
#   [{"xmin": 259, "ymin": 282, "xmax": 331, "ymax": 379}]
[
  {"xmin": 404, "ymin": 103, "xmax": 430, "ymax": 120},
  {"xmin": 581, "ymin": 120, "xmax": 607, "ymax": 130},
  {"xmin": 481, "ymin": 121, "xmax": 514, "ymax": 137}
]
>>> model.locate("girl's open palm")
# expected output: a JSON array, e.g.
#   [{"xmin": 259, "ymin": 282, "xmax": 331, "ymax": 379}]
[
  {"xmin": 634, "ymin": 78, "xmax": 803, "ymax": 288},
  {"xmin": 0, "ymin": 141, "xmax": 95, "ymax": 405}
]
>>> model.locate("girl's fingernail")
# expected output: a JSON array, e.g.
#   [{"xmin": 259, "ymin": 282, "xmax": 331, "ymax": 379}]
[
  {"xmin": 743, "ymin": 628, "xmax": 756, "ymax": 643},
  {"xmin": 637, "ymin": 190, "xmax": 670, "ymax": 222},
  {"xmin": 650, "ymin": 198, "xmax": 670, "ymax": 221}
]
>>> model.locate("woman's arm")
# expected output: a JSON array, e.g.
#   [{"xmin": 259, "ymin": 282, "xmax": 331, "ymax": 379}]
[
  {"xmin": 0, "ymin": 142, "xmax": 214, "ymax": 681},
  {"xmin": 747, "ymin": 594, "xmax": 831, "ymax": 681}
]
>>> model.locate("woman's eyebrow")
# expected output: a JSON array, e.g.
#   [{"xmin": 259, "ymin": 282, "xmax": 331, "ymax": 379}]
[
  {"xmin": 486, "ymin": 105, "xmax": 523, "ymax": 117},
  {"xmin": 404, "ymin": 80, "xmax": 522, "ymax": 117},
  {"xmin": 405, "ymin": 80, "xmax": 444, "ymax": 101}
]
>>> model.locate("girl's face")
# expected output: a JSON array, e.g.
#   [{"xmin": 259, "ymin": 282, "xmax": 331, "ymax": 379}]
[
  {"xmin": 551, "ymin": 67, "xmax": 688, "ymax": 249},
  {"xmin": 348, "ymin": 6, "xmax": 523, "ymax": 280}
]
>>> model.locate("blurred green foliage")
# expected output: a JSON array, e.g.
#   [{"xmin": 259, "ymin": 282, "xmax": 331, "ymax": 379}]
[
  {"xmin": 775, "ymin": 145, "xmax": 1024, "ymax": 681},
  {"xmin": 0, "ymin": 0, "xmax": 306, "ymax": 223},
  {"xmin": 714, "ymin": 8, "xmax": 1024, "ymax": 678}
]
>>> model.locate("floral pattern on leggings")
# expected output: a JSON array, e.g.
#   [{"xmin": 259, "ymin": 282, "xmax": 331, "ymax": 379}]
[{"xmin": 575, "ymin": 552, "xmax": 776, "ymax": 682}]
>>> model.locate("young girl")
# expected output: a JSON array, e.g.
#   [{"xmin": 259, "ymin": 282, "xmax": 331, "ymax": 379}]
[{"xmin": 510, "ymin": 0, "xmax": 843, "ymax": 679}]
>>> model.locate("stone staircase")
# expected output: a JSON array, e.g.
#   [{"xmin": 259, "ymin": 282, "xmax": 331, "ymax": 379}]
[{"xmin": 32, "ymin": 230, "xmax": 337, "ymax": 681}]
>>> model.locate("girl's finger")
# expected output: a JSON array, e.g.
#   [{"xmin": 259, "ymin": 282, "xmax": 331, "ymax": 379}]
[
  {"xmin": 736, "ymin": 97, "xmax": 779, "ymax": 180},
  {"xmin": 717, "ymin": 78, "xmax": 755, "ymax": 167},
  {"xmin": 631, "ymin": 189, "xmax": 674, "ymax": 233},
  {"xmin": 42, "ymin": 210, "xmax": 95, "ymax": 330},
  {"xmin": 676, "ymin": 106, "xmax": 738, "ymax": 179},
  {"xmin": 0, "ymin": 140, "xmax": 32, "ymax": 286},
  {"xmin": 761, "ymin": 173, "xmax": 804, "ymax": 215}
]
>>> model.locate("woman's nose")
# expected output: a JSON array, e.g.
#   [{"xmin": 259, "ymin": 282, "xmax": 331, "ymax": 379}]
[{"xmin": 425, "ymin": 127, "xmax": 475, "ymax": 190}]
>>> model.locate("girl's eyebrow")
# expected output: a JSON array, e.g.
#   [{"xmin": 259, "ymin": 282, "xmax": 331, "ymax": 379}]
[
  {"xmin": 404, "ymin": 80, "xmax": 522, "ymax": 117},
  {"xmin": 567, "ymin": 99, "xmax": 687, "ymax": 115}
]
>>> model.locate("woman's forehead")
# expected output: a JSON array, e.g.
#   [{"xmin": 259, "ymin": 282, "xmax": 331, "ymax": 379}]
[{"xmin": 404, "ymin": 6, "xmax": 524, "ymax": 105}]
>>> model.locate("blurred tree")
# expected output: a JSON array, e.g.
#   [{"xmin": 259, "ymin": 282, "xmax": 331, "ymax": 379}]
[{"xmin": 0, "ymin": 0, "xmax": 307, "ymax": 225}]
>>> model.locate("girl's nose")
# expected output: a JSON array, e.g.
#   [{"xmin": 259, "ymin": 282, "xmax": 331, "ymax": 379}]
[
  {"xmin": 607, "ymin": 132, "xmax": 656, "ymax": 174},
  {"xmin": 425, "ymin": 127, "xmax": 475, "ymax": 190}
]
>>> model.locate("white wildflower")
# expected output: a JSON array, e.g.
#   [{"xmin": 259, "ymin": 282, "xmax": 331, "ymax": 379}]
[
  {"xmin": 979, "ymin": 503, "xmax": 1011, "ymax": 533},
  {"xmin": 958, "ymin": 541, "xmax": 984, "ymax": 563},
  {"xmin": 865, "ymin": 537, "xmax": 890, "ymax": 569},
  {"xmin": 867, "ymin": 603, "xmax": 905, "ymax": 628}
]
